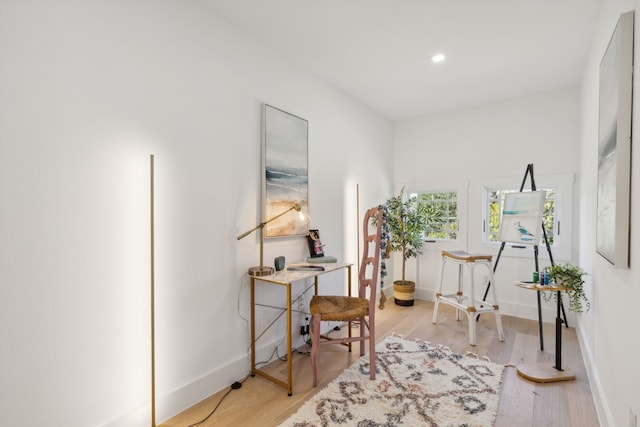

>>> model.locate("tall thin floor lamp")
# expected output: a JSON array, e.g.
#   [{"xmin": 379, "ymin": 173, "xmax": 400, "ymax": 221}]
[{"xmin": 150, "ymin": 155, "xmax": 170, "ymax": 427}]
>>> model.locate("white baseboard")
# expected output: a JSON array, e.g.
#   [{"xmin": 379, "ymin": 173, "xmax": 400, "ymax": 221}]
[
  {"xmin": 104, "ymin": 353, "xmax": 250, "ymax": 426},
  {"xmin": 575, "ymin": 322, "xmax": 611, "ymax": 427},
  {"xmin": 158, "ymin": 355, "xmax": 250, "ymax": 422},
  {"xmin": 104, "ymin": 335, "xmax": 300, "ymax": 426},
  {"xmin": 102, "ymin": 404, "xmax": 149, "ymax": 427}
]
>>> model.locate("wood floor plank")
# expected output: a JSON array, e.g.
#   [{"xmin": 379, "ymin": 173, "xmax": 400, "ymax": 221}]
[{"xmin": 495, "ymin": 332, "xmax": 538, "ymax": 427}]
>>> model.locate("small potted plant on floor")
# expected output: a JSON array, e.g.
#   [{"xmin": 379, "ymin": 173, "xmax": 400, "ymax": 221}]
[
  {"xmin": 384, "ymin": 188, "xmax": 440, "ymax": 306},
  {"xmin": 542, "ymin": 263, "xmax": 590, "ymax": 313}
]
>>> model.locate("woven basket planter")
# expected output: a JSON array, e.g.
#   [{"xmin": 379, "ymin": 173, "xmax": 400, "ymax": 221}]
[{"xmin": 393, "ymin": 280, "xmax": 415, "ymax": 306}]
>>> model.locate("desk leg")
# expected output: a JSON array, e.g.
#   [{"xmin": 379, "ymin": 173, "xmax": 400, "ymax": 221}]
[
  {"xmin": 250, "ymin": 277, "xmax": 256, "ymax": 377},
  {"xmin": 348, "ymin": 266, "xmax": 352, "ymax": 351},
  {"xmin": 286, "ymin": 283, "xmax": 293, "ymax": 396},
  {"xmin": 251, "ymin": 279, "xmax": 294, "ymax": 395}
]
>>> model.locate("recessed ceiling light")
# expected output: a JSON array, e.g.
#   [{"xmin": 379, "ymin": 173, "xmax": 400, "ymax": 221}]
[{"xmin": 431, "ymin": 53, "xmax": 445, "ymax": 63}]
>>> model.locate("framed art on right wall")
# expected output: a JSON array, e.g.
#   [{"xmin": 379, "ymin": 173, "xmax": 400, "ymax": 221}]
[{"xmin": 597, "ymin": 10, "xmax": 634, "ymax": 268}]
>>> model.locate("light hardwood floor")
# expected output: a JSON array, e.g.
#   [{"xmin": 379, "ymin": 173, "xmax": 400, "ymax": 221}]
[{"xmin": 164, "ymin": 299, "xmax": 599, "ymax": 427}]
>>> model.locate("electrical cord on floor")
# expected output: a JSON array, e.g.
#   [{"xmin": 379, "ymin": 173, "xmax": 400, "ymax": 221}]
[
  {"xmin": 186, "ymin": 376, "xmax": 249, "ymax": 427},
  {"xmin": 187, "ymin": 343, "xmax": 310, "ymax": 426},
  {"xmin": 187, "ymin": 343, "xmax": 308, "ymax": 427}
]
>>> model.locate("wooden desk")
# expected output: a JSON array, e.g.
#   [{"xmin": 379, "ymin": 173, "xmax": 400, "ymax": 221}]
[
  {"xmin": 250, "ymin": 262, "xmax": 352, "ymax": 395},
  {"xmin": 515, "ymin": 281, "xmax": 575, "ymax": 382}
]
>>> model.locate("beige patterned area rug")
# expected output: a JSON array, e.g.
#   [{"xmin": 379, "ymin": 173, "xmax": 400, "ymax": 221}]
[{"xmin": 280, "ymin": 335, "xmax": 504, "ymax": 427}]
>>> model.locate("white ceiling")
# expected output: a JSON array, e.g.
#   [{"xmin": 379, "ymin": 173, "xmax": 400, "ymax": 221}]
[{"xmin": 202, "ymin": 0, "xmax": 602, "ymax": 121}]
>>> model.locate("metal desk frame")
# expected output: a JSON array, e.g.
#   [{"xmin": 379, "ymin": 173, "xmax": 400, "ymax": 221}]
[{"xmin": 250, "ymin": 262, "xmax": 352, "ymax": 395}]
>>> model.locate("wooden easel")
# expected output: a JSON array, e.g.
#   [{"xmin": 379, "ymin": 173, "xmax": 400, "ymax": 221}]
[{"xmin": 481, "ymin": 163, "xmax": 567, "ymax": 351}]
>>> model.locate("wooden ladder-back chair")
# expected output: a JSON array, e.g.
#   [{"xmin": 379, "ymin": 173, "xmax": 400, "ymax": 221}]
[{"xmin": 309, "ymin": 206, "xmax": 384, "ymax": 387}]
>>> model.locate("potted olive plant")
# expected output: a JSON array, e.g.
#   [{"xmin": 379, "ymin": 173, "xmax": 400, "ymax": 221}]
[
  {"xmin": 384, "ymin": 188, "xmax": 440, "ymax": 306},
  {"xmin": 542, "ymin": 263, "xmax": 590, "ymax": 314}
]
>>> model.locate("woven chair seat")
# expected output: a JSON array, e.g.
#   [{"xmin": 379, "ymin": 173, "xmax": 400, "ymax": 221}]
[{"xmin": 310, "ymin": 295, "xmax": 369, "ymax": 321}]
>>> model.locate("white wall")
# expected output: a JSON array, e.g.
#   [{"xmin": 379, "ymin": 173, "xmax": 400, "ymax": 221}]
[
  {"xmin": 578, "ymin": 1, "xmax": 640, "ymax": 426},
  {"xmin": 0, "ymin": 1, "xmax": 393, "ymax": 426},
  {"xmin": 393, "ymin": 88, "xmax": 581, "ymax": 323}
]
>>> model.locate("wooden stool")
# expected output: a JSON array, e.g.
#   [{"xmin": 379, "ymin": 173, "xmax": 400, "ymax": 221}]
[{"xmin": 432, "ymin": 250, "xmax": 504, "ymax": 346}]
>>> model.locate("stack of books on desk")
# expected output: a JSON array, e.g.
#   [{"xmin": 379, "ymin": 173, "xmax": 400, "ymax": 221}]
[
  {"xmin": 306, "ymin": 256, "xmax": 337, "ymax": 263},
  {"xmin": 287, "ymin": 265, "xmax": 325, "ymax": 271}
]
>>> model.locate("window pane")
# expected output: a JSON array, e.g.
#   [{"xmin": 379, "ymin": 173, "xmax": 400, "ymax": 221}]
[
  {"xmin": 419, "ymin": 191, "xmax": 458, "ymax": 241},
  {"xmin": 485, "ymin": 188, "xmax": 555, "ymax": 245}
]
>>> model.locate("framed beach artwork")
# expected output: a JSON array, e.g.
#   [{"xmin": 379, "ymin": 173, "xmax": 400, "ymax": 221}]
[
  {"xmin": 596, "ymin": 11, "xmax": 633, "ymax": 268},
  {"xmin": 262, "ymin": 104, "xmax": 309, "ymax": 237},
  {"xmin": 498, "ymin": 191, "xmax": 546, "ymax": 246}
]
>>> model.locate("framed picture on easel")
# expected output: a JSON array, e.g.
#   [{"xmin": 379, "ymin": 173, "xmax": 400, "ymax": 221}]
[{"xmin": 498, "ymin": 191, "xmax": 546, "ymax": 246}]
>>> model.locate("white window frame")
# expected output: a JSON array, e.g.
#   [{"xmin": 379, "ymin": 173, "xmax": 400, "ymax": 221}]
[
  {"xmin": 469, "ymin": 173, "xmax": 574, "ymax": 261},
  {"xmin": 403, "ymin": 179, "xmax": 469, "ymax": 253}
]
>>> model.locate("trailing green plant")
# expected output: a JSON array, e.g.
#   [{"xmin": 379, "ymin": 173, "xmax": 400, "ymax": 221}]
[
  {"xmin": 381, "ymin": 188, "xmax": 441, "ymax": 284},
  {"xmin": 542, "ymin": 263, "xmax": 590, "ymax": 314}
]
